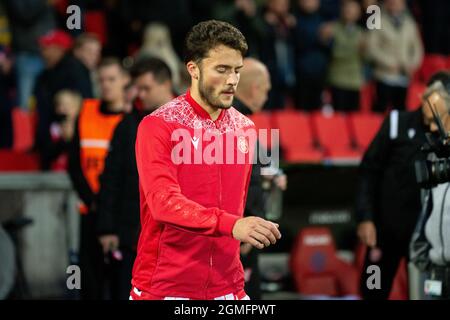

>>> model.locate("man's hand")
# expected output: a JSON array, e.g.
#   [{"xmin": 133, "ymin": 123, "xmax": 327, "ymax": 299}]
[
  {"xmin": 99, "ymin": 234, "xmax": 119, "ymax": 254},
  {"xmin": 232, "ymin": 216, "xmax": 281, "ymax": 249},
  {"xmin": 357, "ymin": 221, "xmax": 377, "ymax": 248},
  {"xmin": 274, "ymin": 174, "xmax": 287, "ymax": 191}
]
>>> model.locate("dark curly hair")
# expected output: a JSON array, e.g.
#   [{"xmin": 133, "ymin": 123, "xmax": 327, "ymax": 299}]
[{"xmin": 183, "ymin": 20, "xmax": 248, "ymax": 64}]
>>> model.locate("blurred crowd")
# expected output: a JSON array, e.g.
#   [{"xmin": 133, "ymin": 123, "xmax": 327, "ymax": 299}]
[
  {"xmin": 0, "ymin": 0, "xmax": 449, "ymax": 153},
  {"xmin": 0, "ymin": 0, "xmax": 449, "ymax": 300}
]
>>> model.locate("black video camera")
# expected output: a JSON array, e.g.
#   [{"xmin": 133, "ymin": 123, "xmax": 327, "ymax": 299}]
[{"xmin": 415, "ymin": 93, "xmax": 450, "ymax": 189}]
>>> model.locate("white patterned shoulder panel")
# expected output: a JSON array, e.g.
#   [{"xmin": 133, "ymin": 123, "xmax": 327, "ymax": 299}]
[{"xmin": 150, "ymin": 95, "xmax": 254, "ymax": 134}]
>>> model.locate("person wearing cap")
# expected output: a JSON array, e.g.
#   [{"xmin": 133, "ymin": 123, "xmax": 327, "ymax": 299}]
[
  {"xmin": 355, "ymin": 71, "xmax": 450, "ymax": 299},
  {"xmin": 33, "ymin": 30, "xmax": 100, "ymax": 170}
]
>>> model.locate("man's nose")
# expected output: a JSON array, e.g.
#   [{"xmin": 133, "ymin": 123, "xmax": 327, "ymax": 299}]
[{"xmin": 227, "ymin": 73, "xmax": 239, "ymax": 86}]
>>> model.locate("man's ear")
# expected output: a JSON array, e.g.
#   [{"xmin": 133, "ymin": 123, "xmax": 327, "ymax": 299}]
[{"xmin": 186, "ymin": 61, "xmax": 199, "ymax": 80}]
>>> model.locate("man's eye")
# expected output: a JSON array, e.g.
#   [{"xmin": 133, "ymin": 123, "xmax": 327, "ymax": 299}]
[{"xmin": 217, "ymin": 68, "xmax": 226, "ymax": 73}]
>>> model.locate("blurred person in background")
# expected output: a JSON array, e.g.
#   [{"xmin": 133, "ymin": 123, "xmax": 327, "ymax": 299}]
[
  {"xmin": 71, "ymin": 33, "xmax": 102, "ymax": 99},
  {"xmin": 212, "ymin": 0, "xmax": 266, "ymax": 58},
  {"xmin": 259, "ymin": 0, "xmax": 296, "ymax": 110},
  {"xmin": 40, "ymin": 89, "xmax": 82, "ymax": 171},
  {"xmin": 68, "ymin": 57, "xmax": 128, "ymax": 300},
  {"xmin": 293, "ymin": 0, "xmax": 329, "ymax": 110},
  {"xmin": 355, "ymin": 72, "xmax": 448, "ymax": 299},
  {"xmin": 34, "ymin": 31, "xmax": 104, "ymax": 168},
  {"xmin": 411, "ymin": 71, "xmax": 450, "ymax": 300},
  {"xmin": 33, "ymin": 29, "xmax": 74, "ymax": 163},
  {"xmin": 234, "ymin": 57, "xmax": 287, "ymax": 299},
  {"xmin": 136, "ymin": 22, "xmax": 182, "ymax": 94},
  {"xmin": 96, "ymin": 57, "xmax": 174, "ymax": 300},
  {"xmin": 322, "ymin": 0, "xmax": 365, "ymax": 111},
  {"xmin": 4, "ymin": 0, "xmax": 56, "ymax": 110},
  {"xmin": 366, "ymin": 0, "xmax": 423, "ymax": 113},
  {"xmin": 117, "ymin": 0, "xmax": 193, "ymax": 57}
]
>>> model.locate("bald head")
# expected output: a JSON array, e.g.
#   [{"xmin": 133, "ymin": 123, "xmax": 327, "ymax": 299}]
[{"xmin": 236, "ymin": 58, "xmax": 271, "ymax": 113}]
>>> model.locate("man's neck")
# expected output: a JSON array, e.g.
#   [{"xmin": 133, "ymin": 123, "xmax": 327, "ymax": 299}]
[
  {"xmin": 105, "ymin": 99, "xmax": 124, "ymax": 113},
  {"xmin": 190, "ymin": 87, "xmax": 222, "ymax": 121}
]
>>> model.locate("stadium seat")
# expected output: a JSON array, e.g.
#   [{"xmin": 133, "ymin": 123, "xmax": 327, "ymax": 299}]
[
  {"xmin": 353, "ymin": 244, "xmax": 409, "ymax": 300},
  {"xmin": 12, "ymin": 108, "xmax": 36, "ymax": 152},
  {"xmin": 406, "ymin": 81, "xmax": 426, "ymax": 111},
  {"xmin": 348, "ymin": 112, "xmax": 383, "ymax": 152},
  {"xmin": 418, "ymin": 54, "xmax": 447, "ymax": 83},
  {"xmin": 248, "ymin": 111, "xmax": 274, "ymax": 151},
  {"xmin": 360, "ymin": 82, "xmax": 376, "ymax": 113},
  {"xmin": 290, "ymin": 227, "xmax": 359, "ymax": 298},
  {"xmin": 0, "ymin": 150, "xmax": 40, "ymax": 171},
  {"xmin": 272, "ymin": 110, "xmax": 322, "ymax": 163},
  {"xmin": 311, "ymin": 111, "xmax": 362, "ymax": 162},
  {"xmin": 84, "ymin": 11, "xmax": 107, "ymax": 44},
  {"xmin": 388, "ymin": 258, "xmax": 409, "ymax": 300}
]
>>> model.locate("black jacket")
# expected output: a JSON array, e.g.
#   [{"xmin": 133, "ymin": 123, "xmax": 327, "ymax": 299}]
[
  {"xmin": 96, "ymin": 108, "xmax": 147, "ymax": 249},
  {"xmin": 355, "ymin": 108, "xmax": 428, "ymax": 245},
  {"xmin": 233, "ymin": 99, "xmax": 265, "ymax": 218}
]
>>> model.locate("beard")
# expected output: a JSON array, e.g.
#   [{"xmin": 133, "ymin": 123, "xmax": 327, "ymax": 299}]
[{"xmin": 198, "ymin": 72, "xmax": 234, "ymax": 110}]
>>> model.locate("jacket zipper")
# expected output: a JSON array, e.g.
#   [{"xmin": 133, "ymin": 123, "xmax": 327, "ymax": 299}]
[
  {"xmin": 203, "ymin": 242, "xmax": 214, "ymax": 299},
  {"xmin": 440, "ymin": 184, "xmax": 449, "ymax": 264}
]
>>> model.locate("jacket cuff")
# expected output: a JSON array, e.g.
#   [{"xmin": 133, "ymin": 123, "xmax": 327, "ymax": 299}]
[{"xmin": 216, "ymin": 211, "xmax": 240, "ymax": 237}]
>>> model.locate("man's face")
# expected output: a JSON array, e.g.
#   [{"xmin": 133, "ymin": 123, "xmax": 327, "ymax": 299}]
[
  {"xmin": 75, "ymin": 41, "xmax": 101, "ymax": 70},
  {"xmin": 269, "ymin": 0, "xmax": 290, "ymax": 15},
  {"xmin": 298, "ymin": 0, "xmax": 320, "ymax": 14},
  {"xmin": 98, "ymin": 64, "xmax": 128, "ymax": 103},
  {"xmin": 422, "ymin": 92, "xmax": 450, "ymax": 133},
  {"xmin": 40, "ymin": 45, "xmax": 66, "ymax": 68},
  {"xmin": 135, "ymin": 72, "xmax": 171, "ymax": 111},
  {"xmin": 196, "ymin": 45, "xmax": 243, "ymax": 109},
  {"xmin": 385, "ymin": 0, "xmax": 406, "ymax": 15},
  {"xmin": 342, "ymin": 1, "xmax": 361, "ymax": 23}
]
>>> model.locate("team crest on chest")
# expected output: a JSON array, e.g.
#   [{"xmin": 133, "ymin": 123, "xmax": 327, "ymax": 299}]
[{"xmin": 238, "ymin": 136, "xmax": 249, "ymax": 154}]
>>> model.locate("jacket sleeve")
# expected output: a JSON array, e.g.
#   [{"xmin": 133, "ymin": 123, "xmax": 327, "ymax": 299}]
[
  {"xmin": 355, "ymin": 114, "xmax": 391, "ymax": 223},
  {"xmin": 135, "ymin": 116, "xmax": 239, "ymax": 237},
  {"xmin": 68, "ymin": 117, "xmax": 95, "ymax": 208},
  {"xmin": 96, "ymin": 119, "xmax": 127, "ymax": 235}
]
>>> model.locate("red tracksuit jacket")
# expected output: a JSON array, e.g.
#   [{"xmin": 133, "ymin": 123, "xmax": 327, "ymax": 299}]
[{"xmin": 131, "ymin": 90, "xmax": 256, "ymax": 299}]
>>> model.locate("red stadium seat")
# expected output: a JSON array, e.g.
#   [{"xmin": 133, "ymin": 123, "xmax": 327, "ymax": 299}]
[
  {"xmin": 311, "ymin": 111, "xmax": 361, "ymax": 162},
  {"xmin": 248, "ymin": 111, "xmax": 273, "ymax": 150},
  {"xmin": 83, "ymin": 11, "xmax": 107, "ymax": 45},
  {"xmin": 418, "ymin": 54, "xmax": 447, "ymax": 83},
  {"xmin": 348, "ymin": 112, "xmax": 383, "ymax": 152},
  {"xmin": 272, "ymin": 110, "xmax": 322, "ymax": 163},
  {"xmin": 360, "ymin": 82, "xmax": 376, "ymax": 113},
  {"xmin": 353, "ymin": 244, "xmax": 408, "ymax": 300},
  {"xmin": 0, "ymin": 150, "xmax": 40, "ymax": 171},
  {"xmin": 406, "ymin": 81, "xmax": 426, "ymax": 111},
  {"xmin": 290, "ymin": 227, "xmax": 359, "ymax": 298},
  {"xmin": 12, "ymin": 108, "xmax": 36, "ymax": 152},
  {"xmin": 388, "ymin": 258, "xmax": 409, "ymax": 300}
]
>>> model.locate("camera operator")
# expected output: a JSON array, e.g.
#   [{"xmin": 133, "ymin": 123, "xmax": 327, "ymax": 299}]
[
  {"xmin": 410, "ymin": 71, "xmax": 450, "ymax": 300},
  {"xmin": 355, "ymin": 72, "xmax": 450, "ymax": 299}
]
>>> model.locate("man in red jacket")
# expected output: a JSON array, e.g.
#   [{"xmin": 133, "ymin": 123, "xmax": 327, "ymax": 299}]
[{"xmin": 129, "ymin": 20, "xmax": 281, "ymax": 300}]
